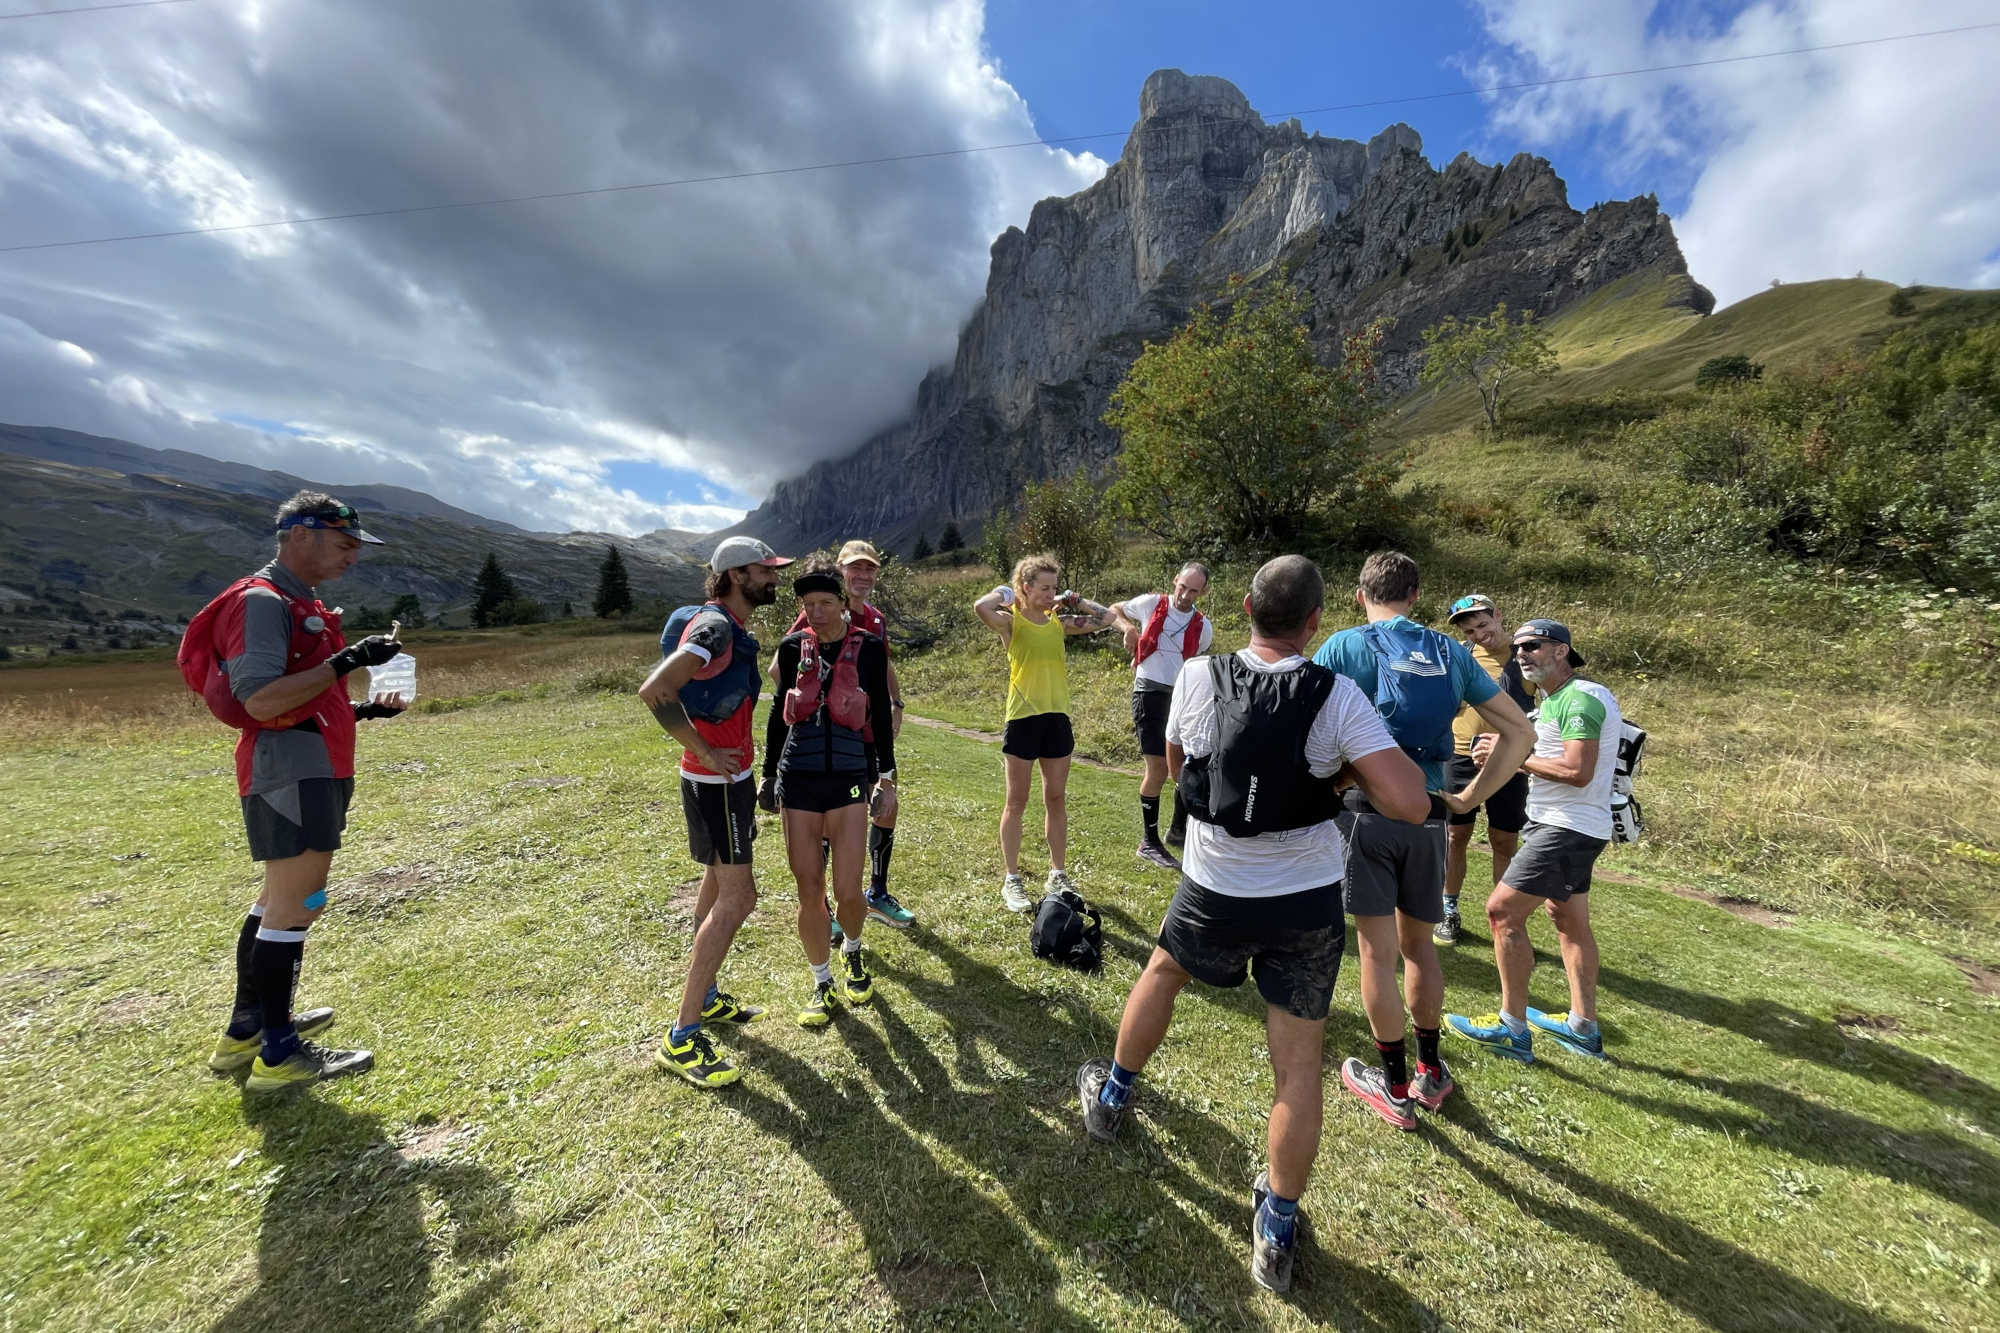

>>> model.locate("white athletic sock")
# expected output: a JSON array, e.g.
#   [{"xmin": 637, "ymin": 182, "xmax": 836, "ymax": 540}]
[
  {"xmin": 1500, "ymin": 1011, "xmax": 1528, "ymax": 1035},
  {"xmin": 841, "ymin": 935, "xmax": 864, "ymax": 954},
  {"xmin": 811, "ymin": 962, "xmax": 832, "ymax": 985}
]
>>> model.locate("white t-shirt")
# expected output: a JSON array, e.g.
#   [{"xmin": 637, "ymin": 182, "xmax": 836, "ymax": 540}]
[
  {"xmin": 1166, "ymin": 650, "xmax": 1398, "ymax": 897},
  {"xmin": 1525, "ymin": 677, "xmax": 1623, "ymax": 840},
  {"xmin": 1123, "ymin": 594, "xmax": 1214, "ymax": 691}
]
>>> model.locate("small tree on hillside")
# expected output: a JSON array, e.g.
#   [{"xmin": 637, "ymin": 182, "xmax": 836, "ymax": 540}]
[
  {"xmin": 911, "ymin": 533, "xmax": 933, "ymax": 561},
  {"xmin": 938, "ymin": 521, "xmax": 964, "ymax": 553},
  {"xmin": 1419, "ymin": 301, "xmax": 1559, "ymax": 431},
  {"xmin": 388, "ymin": 593, "xmax": 425, "ymax": 629},
  {"xmin": 1014, "ymin": 473, "xmax": 1119, "ymax": 588},
  {"xmin": 1694, "ymin": 355, "xmax": 1764, "ymax": 389},
  {"xmin": 1106, "ymin": 276, "xmax": 1392, "ymax": 557},
  {"xmin": 593, "ymin": 545, "xmax": 634, "ymax": 618},
  {"xmin": 472, "ymin": 553, "xmax": 517, "ymax": 629}
]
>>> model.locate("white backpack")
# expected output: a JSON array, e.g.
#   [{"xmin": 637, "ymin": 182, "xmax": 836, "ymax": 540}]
[{"xmin": 1609, "ymin": 720, "xmax": 1647, "ymax": 844}]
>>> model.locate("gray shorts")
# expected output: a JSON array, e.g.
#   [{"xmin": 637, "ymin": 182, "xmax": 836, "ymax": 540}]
[
  {"xmin": 1157, "ymin": 877, "xmax": 1345, "ymax": 1021},
  {"xmin": 1505, "ymin": 820, "xmax": 1608, "ymax": 902},
  {"xmin": 1336, "ymin": 793, "xmax": 1449, "ymax": 924},
  {"xmin": 241, "ymin": 778, "xmax": 353, "ymax": 862}
]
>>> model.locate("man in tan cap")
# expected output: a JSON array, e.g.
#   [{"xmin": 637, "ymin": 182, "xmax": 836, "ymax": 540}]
[{"xmin": 779, "ymin": 539, "xmax": 913, "ymax": 928}]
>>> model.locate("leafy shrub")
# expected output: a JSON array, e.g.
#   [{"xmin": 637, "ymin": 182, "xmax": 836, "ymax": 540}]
[{"xmin": 1694, "ymin": 355, "xmax": 1763, "ymax": 389}]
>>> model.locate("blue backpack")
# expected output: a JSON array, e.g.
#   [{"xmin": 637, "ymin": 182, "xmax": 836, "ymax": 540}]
[
  {"xmin": 659, "ymin": 603, "xmax": 762, "ymax": 725},
  {"xmin": 1360, "ymin": 622, "xmax": 1461, "ymax": 765}
]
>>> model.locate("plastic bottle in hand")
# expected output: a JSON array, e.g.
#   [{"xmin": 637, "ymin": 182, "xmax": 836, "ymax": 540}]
[{"xmin": 368, "ymin": 652, "xmax": 417, "ymax": 701}]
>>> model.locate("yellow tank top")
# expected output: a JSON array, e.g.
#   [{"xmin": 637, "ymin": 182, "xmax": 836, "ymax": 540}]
[{"xmin": 1005, "ymin": 610, "xmax": 1070, "ymax": 721}]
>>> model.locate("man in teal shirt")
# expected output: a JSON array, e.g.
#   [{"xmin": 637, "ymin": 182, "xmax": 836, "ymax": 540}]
[{"xmin": 1312, "ymin": 552, "xmax": 1533, "ymax": 1128}]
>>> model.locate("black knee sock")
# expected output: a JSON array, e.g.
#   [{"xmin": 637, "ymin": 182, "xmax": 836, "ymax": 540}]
[
  {"xmin": 1168, "ymin": 789, "xmax": 1187, "ymax": 837},
  {"xmin": 868, "ymin": 825, "xmax": 894, "ymax": 895},
  {"xmin": 251, "ymin": 930, "xmax": 306, "ymax": 1061},
  {"xmin": 226, "ymin": 907, "xmax": 264, "ymax": 1037},
  {"xmin": 1376, "ymin": 1037, "xmax": 1410, "ymax": 1095},
  {"xmin": 1139, "ymin": 794, "xmax": 1161, "ymax": 842},
  {"xmin": 1415, "ymin": 1026, "xmax": 1442, "ymax": 1072}
]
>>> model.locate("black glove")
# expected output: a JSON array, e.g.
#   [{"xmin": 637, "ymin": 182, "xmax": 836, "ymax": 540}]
[
  {"xmin": 757, "ymin": 775, "xmax": 779, "ymax": 813},
  {"xmin": 353, "ymin": 699, "xmax": 405, "ymax": 721},
  {"xmin": 328, "ymin": 635, "xmax": 402, "ymax": 677}
]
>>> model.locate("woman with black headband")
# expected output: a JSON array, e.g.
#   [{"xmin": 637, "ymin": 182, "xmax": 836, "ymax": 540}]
[{"xmin": 761, "ymin": 559, "xmax": 899, "ymax": 1027}]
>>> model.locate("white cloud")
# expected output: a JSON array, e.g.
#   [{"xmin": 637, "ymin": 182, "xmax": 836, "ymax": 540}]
[{"xmin": 1465, "ymin": 1, "xmax": 2000, "ymax": 305}]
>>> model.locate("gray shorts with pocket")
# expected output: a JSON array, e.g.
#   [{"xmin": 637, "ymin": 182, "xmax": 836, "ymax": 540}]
[{"xmin": 1336, "ymin": 792, "xmax": 1449, "ymax": 924}]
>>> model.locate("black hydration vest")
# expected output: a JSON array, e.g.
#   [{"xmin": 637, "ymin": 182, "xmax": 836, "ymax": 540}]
[{"xmin": 1181, "ymin": 655, "xmax": 1341, "ymax": 837}]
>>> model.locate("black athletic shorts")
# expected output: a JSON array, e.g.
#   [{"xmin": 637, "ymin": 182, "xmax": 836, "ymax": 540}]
[
  {"xmin": 1002, "ymin": 711, "xmax": 1074, "ymax": 761},
  {"xmin": 241, "ymin": 778, "xmax": 354, "ymax": 862},
  {"xmin": 1445, "ymin": 753, "xmax": 1530, "ymax": 833},
  {"xmin": 777, "ymin": 770, "xmax": 870, "ymax": 814},
  {"xmin": 1337, "ymin": 791, "xmax": 1450, "ymax": 923},
  {"xmin": 1131, "ymin": 688, "xmax": 1172, "ymax": 757},
  {"xmin": 1505, "ymin": 820, "xmax": 1608, "ymax": 902},
  {"xmin": 1157, "ymin": 877, "xmax": 1345, "ymax": 1021},
  {"xmin": 682, "ymin": 775, "xmax": 757, "ymax": 865}
]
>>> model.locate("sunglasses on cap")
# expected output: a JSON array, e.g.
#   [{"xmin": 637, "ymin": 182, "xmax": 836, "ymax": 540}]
[{"xmin": 278, "ymin": 503, "xmax": 384, "ymax": 543}]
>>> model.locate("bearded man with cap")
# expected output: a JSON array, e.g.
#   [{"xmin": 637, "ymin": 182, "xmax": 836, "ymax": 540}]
[
  {"xmin": 1449, "ymin": 619, "xmax": 1623, "ymax": 1064},
  {"xmin": 639, "ymin": 534, "xmax": 791, "ymax": 1088},
  {"xmin": 1437, "ymin": 593, "xmax": 1536, "ymax": 946},
  {"xmin": 192, "ymin": 491, "xmax": 407, "ymax": 1092}
]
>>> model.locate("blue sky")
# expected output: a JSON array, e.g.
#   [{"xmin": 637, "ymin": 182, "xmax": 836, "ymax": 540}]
[{"xmin": 2, "ymin": 0, "xmax": 1995, "ymax": 534}]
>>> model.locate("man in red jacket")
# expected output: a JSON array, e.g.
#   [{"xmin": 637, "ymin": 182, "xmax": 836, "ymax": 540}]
[
  {"xmin": 195, "ymin": 492, "xmax": 406, "ymax": 1092},
  {"xmin": 1111, "ymin": 562, "xmax": 1213, "ymax": 869}
]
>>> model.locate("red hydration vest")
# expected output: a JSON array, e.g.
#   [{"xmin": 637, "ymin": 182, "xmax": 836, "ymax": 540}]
[
  {"xmin": 784, "ymin": 631, "xmax": 872, "ymax": 739},
  {"xmin": 178, "ymin": 575, "xmax": 357, "ymax": 794},
  {"xmin": 1134, "ymin": 596, "xmax": 1205, "ymax": 668}
]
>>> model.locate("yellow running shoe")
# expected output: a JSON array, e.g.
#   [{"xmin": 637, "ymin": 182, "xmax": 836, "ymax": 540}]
[
  {"xmin": 244, "ymin": 1038, "xmax": 374, "ymax": 1093},
  {"xmin": 841, "ymin": 948, "xmax": 874, "ymax": 1006},
  {"xmin": 655, "ymin": 1029, "xmax": 740, "ymax": 1088},
  {"xmin": 207, "ymin": 1007, "xmax": 335, "ymax": 1075},
  {"xmin": 797, "ymin": 980, "xmax": 840, "ymax": 1028}
]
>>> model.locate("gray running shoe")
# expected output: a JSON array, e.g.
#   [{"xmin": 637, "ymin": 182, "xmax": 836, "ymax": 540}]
[
  {"xmin": 1340, "ymin": 1056, "xmax": 1417, "ymax": 1130},
  {"xmin": 1076, "ymin": 1057, "xmax": 1124, "ymax": 1143},
  {"xmin": 1001, "ymin": 873, "xmax": 1033, "ymax": 913},
  {"xmin": 1432, "ymin": 909, "xmax": 1461, "ymax": 946},
  {"xmin": 1045, "ymin": 867, "xmax": 1078, "ymax": 897},
  {"xmin": 1409, "ymin": 1060, "xmax": 1455, "ymax": 1111},
  {"xmin": 1249, "ymin": 1169, "xmax": 1297, "ymax": 1293},
  {"xmin": 1135, "ymin": 841, "xmax": 1181, "ymax": 871}
]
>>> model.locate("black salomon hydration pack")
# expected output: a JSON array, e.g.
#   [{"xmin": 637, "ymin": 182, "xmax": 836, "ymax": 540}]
[
  {"xmin": 1030, "ymin": 888, "xmax": 1103, "ymax": 972},
  {"xmin": 1180, "ymin": 655, "xmax": 1342, "ymax": 838}
]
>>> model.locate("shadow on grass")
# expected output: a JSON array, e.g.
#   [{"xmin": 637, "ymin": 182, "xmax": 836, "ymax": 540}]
[
  {"xmin": 1434, "ymin": 1099, "xmax": 1926, "ymax": 1333},
  {"xmin": 732, "ymin": 932, "xmax": 1434, "ymax": 1329},
  {"xmin": 212, "ymin": 1096, "xmax": 514, "ymax": 1333}
]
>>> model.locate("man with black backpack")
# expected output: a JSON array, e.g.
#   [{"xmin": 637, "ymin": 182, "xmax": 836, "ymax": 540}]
[
  {"xmin": 1076, "ymin": 555, "xmax": 1428, "ymax": 1294},
  {"xmin": 1311, "ymin": 552, "xmax": 1533, "ymax": 1130}
]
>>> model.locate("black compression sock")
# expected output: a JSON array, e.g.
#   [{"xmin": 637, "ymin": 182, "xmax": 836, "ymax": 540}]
[
  {"xmin": 1376, "ymin": 1037, "xmax": 1410, "ymax": 1096},
  {"xmin": 1140, "ymin": 795, "xmax": 1161, "ymax": 842},
  {"xmin": 868, "ymin": 825, "xmax": 895, "ymax": 895},
  {"xmin": 1415, "ymin": 1026, "xmax": 1442, "ymax": 1072},
  {"xmin": 226, "ymin": 908, "xmax": 264, "ymax": 1037},
  {"xmin": 251, "ymin": 930, "xmax": 306, "ymax": 1061}
]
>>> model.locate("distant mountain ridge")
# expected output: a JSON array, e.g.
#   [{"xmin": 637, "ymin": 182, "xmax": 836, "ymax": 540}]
[{"xmin": 734, "ymin": 69, "xmax": 1712, "ymax": 553}]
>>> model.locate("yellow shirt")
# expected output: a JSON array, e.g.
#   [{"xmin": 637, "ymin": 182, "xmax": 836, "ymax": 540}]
[
  {"xmin": 1452, "ymin": 639, "xmax": 1510, "ymax": 754},
  {"xmin": 1005, "ymin": 610, "xmax": 1070, "ymax": 721}
]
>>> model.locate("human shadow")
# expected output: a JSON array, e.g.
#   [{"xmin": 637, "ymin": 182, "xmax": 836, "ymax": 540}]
[
  {"xmin": 1594, "ymin": 963, "xmax": 2000, "ymax": 1128},
  {"xmin": 212, "ymin": 1096, "xmax": 515, "ymax": 1333},
  {"xmin": 1433, "ymin": 1099, "xmax": 1927, "ymax": 1333},
  {"xmin": 1542, "ymin": 1056, "xmax": 2000, "ymax": 1229}
]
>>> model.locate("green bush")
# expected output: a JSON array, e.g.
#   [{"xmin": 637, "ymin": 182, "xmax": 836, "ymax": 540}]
[{"xmin": 1694, "ymin": 355, "xmax": 1764, "ymax": 389}]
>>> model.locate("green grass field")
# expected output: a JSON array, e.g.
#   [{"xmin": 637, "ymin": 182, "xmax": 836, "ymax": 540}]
[{"xmin": 3, "ymin": 642, "xmax": 1998, "ymax": 1331}]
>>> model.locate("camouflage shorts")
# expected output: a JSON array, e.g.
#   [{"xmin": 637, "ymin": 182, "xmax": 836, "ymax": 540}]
[{"xmin": 1158, "ymin": 877, "xmax": 1345, "ymax": 1021}]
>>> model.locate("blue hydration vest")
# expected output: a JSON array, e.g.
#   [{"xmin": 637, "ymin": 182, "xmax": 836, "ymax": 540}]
[{"xmin": 660, "ymin": 603, "xmax": 763, "ymax": 725}]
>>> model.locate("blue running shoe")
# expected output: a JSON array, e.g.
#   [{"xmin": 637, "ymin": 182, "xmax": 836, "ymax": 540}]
[
  {"xmin": 1526, "ymin": 1007, "xmax": 1606, "ymax": 1060},
  {"xmin": 865, "ymin": 890, "xmax": 915, "ymax": 929},
  {"xmin": 1447, "ymin": 1012, "xmax": 1534, "ymax": 1063}
]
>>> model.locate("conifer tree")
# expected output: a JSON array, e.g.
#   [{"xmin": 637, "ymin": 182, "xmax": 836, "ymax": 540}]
[
  {"xmin": 472, "ymin": 553, "xmax": 517, "ymax": 628},
  {"xmin": 938, "ymin": 521, "xmax": 964, "ymax": 552},
  {"xmin": 593, "ymin": 545, "xmax": 634, "ymax": 618}
]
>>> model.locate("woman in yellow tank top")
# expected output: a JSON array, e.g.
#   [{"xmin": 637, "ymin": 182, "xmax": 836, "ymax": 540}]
[{"xmin": 972, "ymin": 553, "xmax": 1118, "ymax": 912}]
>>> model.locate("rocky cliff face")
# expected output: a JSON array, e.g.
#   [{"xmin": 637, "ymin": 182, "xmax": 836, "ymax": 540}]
[{"xmin": 738, "ymin": 69, "xmax": 1711, "ymax": 553}]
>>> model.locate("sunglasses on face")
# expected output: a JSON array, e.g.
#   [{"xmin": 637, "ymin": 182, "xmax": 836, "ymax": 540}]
[{"xmin": 1514, "ymin": 640, "xmax": 1555, "ymax": 654}]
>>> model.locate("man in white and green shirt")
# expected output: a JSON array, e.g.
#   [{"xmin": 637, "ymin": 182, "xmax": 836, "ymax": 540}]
[{"xmin": 1448, "ymin": 619, "xmax": 1621, "ymax": 1063}]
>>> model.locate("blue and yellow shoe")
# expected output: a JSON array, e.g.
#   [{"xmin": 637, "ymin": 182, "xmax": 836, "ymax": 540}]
[
  {"xmin": 797, "ymin": 980, "xmax": 840, "ymax": 1028},
  {"xmin": 244, "ymin": 1038, "xmax": 374, "ymax": 1093},
  {"xmin": 700, "ymin": 990, "xmax": 763, "ymax": 1024},
  {"xmin": 865, "ymin": 890, "xmax": 915, "ymax": 929},
  {"xmin": 655, "ymin": 1029, "xmax": 740, "ymax": 1088},
  {"xmin": 841, "ymin": 949, "xmax": 874, "ymax": 1005},
  {"xmin": 207, "ymin": 1007, "xmax": 335, "ymax": 1075},
  {"xmin": 1526, "ymin": 1007, "xmax": 1606, "ymax": 1060},
  {"xmin": 1447, "ymin": 1012, "xmax": 1535, "ymax": 1063}
]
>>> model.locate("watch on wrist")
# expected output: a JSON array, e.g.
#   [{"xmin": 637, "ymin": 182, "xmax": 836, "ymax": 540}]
[{"xmin": 879, "ymin": 769, "xmax": 896, "ymax": 783}]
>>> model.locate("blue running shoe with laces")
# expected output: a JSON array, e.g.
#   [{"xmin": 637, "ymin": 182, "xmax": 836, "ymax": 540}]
[
  {"xmin": 865, "ymin": 890, "xmax": 915, "ymax": 929},
  {"xmin": 1447, "ymin": 1012, "xmax": 1535, "ymax": 1063},
  {"xmin": 1526, "ymin": 1007, "xmax": 1606, "ymax": 1060}
]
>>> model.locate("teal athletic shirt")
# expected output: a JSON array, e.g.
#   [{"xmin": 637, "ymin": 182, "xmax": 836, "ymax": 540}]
[{"xmin": 1310, "ymin": 615, "xmax": 1498, "ymax": 790}]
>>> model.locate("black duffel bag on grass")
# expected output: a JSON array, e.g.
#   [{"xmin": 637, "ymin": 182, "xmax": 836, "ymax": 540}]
[{"xmin": 1030, "ymin": 888, "xmax": 1103, "ymax": 972}]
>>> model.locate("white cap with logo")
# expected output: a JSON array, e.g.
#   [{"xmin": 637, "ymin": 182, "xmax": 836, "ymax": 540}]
[{"xmin": 709, "ymin": 535, "xmax": 793, "ymax": 573}]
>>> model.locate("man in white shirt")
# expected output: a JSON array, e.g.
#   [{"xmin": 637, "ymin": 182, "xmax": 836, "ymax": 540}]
[
  {"xmin": 1076, "ymin": 555, "xmax": 1427, "ymax": 1293},
  {"xmin": 1111, "ymin": 562, "xmax": 1213, "ymax": 869}
]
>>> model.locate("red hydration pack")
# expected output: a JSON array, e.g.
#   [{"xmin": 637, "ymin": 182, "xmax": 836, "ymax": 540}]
[
  {"xmin": 1134, "ymin": 596, "xmax": 1204, "ymax": 668},
  {"xmin": 784, "ymin": 631, "xmax": 872, "ymax": 739}
]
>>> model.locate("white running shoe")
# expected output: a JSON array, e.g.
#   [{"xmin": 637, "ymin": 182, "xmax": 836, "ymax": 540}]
[
  {"xmin": 1001, "ymin": 872, "xmax": 1033, "ymax": 913},
  {"xmin": 1046, "ymin": 867, "xmax": 1078, "ymax": 896}
]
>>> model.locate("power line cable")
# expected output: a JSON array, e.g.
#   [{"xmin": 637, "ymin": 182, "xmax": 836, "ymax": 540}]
[
  {"xmin": 3, "ymin": 19, "xmax": 1996, "ymax": 254},
  {"xmin": 0, "ymin": 0, "xmax": 191, "ymax": 19}
]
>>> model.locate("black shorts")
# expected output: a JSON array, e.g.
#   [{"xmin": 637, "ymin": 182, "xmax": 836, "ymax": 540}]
[
  {"xmin": 1444, "ymin": 754, "xmax": 1529, "ymax": 833},
  {"xmin": 777, "ymin": 770, "xmax": 870, "ymax": 814},
  {"xmin": 682, "ymin": 776, "xmax": 757, "ymax": 865},
  {"xmin": 241, "ymin": 778, "xmax": 354, "ymax": 862},
  {"xmin": 1002, "ymin": 711, "xmax": 1074, "ymax": 761},
  {"xmin": 1505, "ymin": 820, "xmax": 1608, "ymax": 902},
  {"xmin": 1131, "ymin": 688, "xmax": 1172, "ymax": 757},
  {"xmin": 1337, "ymin": 791, "xmax": 1449, "ymax": 923},
  {"xmin": 1157, "ymin": 877, "xmax": 1345, "ymax": 1021}
]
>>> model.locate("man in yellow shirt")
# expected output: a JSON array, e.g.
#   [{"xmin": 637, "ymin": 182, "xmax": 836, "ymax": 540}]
[{"xmin": 1438, "ymin": 594, "xmax": 1534, "ymax": 946}]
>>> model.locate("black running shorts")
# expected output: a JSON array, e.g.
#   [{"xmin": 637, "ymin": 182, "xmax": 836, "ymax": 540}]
[
  {"xmin": 1444, "ymin": 753, "xmax": 1529, "ymax": 833},
  {"xmin": 1337, "ymin": 791, "xmax": 1450, "ymax": 924},
  {"xmin": 1504, "ymin": 820, "xmax": 1607, "ymax": 902},
  {"xmin": 777, "ymin": 770, "xmax": 870, "ymax": 814},
  {"xmin": 1157, "ymin": 877, "xmax": 1345, "ymax": 1021},
  {"xmin": 241, "ymin": 778, "xmax": 354, "ymax": 862},
  {"xmin": 682, "ymin": 775, "xmax": 757, "ymax": 865},
  {"xmin": 1002, "ymin": 711, "xmax": 1074, "ymax": 761},
  {"xmin": 1130, "ymin": 688, "xmax": 1172, "ymax": 757}
]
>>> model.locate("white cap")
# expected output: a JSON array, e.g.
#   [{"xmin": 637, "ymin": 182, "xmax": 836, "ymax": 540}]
[{"xmin": 709, "ymin": 536, "xmax": 793, "ymax": 573}]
